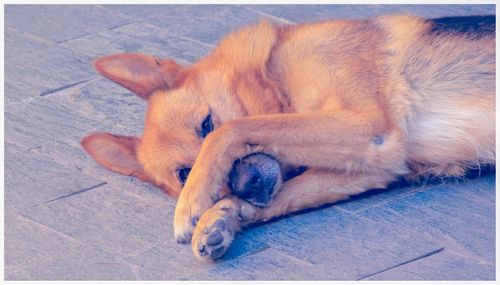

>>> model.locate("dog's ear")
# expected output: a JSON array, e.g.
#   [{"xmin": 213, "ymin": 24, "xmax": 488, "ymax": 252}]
[
  {"xmin": 218, "ymin": 20, "xmax": 278, "ymax": 70},
  {"xmin": 93, "ymin": 53, "xmax": 183, "ymax": 99},
  {"xmin": 81, "ymin": 132, "xmax": 151, "ymax": 182}
]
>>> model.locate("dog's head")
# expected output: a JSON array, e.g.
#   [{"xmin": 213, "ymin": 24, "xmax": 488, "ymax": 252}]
[{"xmin": 81, "ymin": 21, "xmax": 282, "ymax": 196}]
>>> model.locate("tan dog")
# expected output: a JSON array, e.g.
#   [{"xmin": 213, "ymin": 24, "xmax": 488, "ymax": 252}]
[{"xmin": 82, "ymin": 14, "xmax": 495, "ymax": 261}]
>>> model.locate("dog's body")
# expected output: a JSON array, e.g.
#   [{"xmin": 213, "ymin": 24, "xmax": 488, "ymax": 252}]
[{"xmin": 82, "ymin": 14, "xmax": 495, "ymax": 261}]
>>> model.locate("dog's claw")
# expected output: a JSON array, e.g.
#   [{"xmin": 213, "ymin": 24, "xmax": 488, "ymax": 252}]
[
  {"xmin": 174, "ymin": 225, "xmax": 193, "ymax": 245},
  {"xmin": 198, "ymin": 244, "xmax": 207, "ymax": 256},
  {"xmin": 176, "ymin": 237, "xmax": 189, "ymax": 244}
]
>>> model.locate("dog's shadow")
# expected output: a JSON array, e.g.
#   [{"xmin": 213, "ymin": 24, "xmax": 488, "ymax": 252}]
[
  {"xmin": 221, "ymin": 164, "xmax": 495, "ymax": 261},
  {"xmin": 302, "ymin": 163, "xmax": 494, "ymax": 213}
]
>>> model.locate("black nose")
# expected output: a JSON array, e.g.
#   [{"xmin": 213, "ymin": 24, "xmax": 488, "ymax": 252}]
[
  {"xmin": 229, "ymin": 163, "xmax": 264, "ymax": 199},
  {"xmin": 228, "ymin": 152, "xmax": 282, "ymax": 208},
  {"xmin": 245, "ymin": 169, "xmax": 264, "ymax": 194}
]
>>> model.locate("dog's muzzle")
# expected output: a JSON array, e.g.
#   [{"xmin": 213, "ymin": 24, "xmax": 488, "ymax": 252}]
[{"xmin": 228, "ymin": 153, "xmax": 307, "ymax": 207}]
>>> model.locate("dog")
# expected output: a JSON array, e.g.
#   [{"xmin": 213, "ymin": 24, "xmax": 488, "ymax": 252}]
[{"xmin": 81, "ymin": 14, "xmax": 495, "ymax": 261}]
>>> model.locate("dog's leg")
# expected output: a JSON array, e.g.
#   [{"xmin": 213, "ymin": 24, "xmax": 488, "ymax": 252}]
[
  {"xmin": 174, "ymin": 111, "xmax": 407, "ymax": 242},
  {"xmin": 191, "ymin": 168, "xmax": 395, "ymax": 261}
]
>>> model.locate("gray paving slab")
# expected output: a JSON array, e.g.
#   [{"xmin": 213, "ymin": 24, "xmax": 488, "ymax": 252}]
[
  {"xmin": 335, "ymin": 179, "xmax": 425, "ymax": 213},
  {"xmin": 103, "ymin": 5, "xmax": 277, "ymax": 45},
  {"xmin": 5, "ymin": 44, "xmax": 95, "ymax": 105},
  {"xmin": 5, "ymin": 143, "xmax": 104, "ymax": 211},
  {"xmin": 4, "ymin": 4, "xmax": 496, "ymax": 281},
  {"xmin": 356, "ymin": 175, "xmax": 496, "ymax": 265},
  {"xmin": 364, "ymin": 249, "xmax": 495, "ymax": 280},
  {"xmin": 184, "ymin": 248, "xmax": 316, "ymax": 280},
  {"xmin": 247, "ymin": 4, "xmax": 496, "ymax": 23},
  {"xmin": 4, "ymin": 266, "xmax": 32, "ymax": 281},
  {"xmin": 5, "ymin": 26, "xmax": 55, "ymax": 58},
  {"xmin": 18, "ymin": 246, "xmax": 139, "ymax": 280},
  {"xmin": 5, "ymin": 5, "xmax": 132, "ymax": 43},
  {"xmin": 22, "ymin": 182, "xmax": 169, "ymax": 259},
  {"xmin": 24, "ymin": 139, "xmax": 166, "ymax": 203},
  {"xmin": 237, "ymin": 206, "xmax": 443, "ymax": 279},
  {"xmin": 5, "ymin": 81, "xmax": 29, "ymax": 107},
  {"xmin": 59, "ymin": 22, "xmax": 213, "ymax": 64},
  {"xmin": 6, "ymin": 212, "xmax": 138, "ymax": 280},
  {"xmin": 5, "ymin": 98, "xmax": 105, "ymax": 150},
  {"xmin": 5, "ymin": 213, "xmax": 87, "ymax": 270},
  {"xmin": 41, "ymin": 78, "xmax": 148, "ymax": 135},
  {"xmin": 122, "ymin": 238, "xmax": 212, "ymax": 279}
]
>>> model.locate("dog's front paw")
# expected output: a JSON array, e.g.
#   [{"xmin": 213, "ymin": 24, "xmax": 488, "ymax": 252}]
[
  {"xmin": 192, "ymin": 198, "xmax": 241, "ymax": 262},
  {"xmin": 173, "ymin": 222, "xmax": 194, "ymax": 244},
  {"xmin": 173, "ymin": 202, "xmax": 196, "ymax": 244},
  {"xmin": 173, "ymin": 130, "xmax": 247, "ymax": 245},
  {"xmin": 173, "ymin": 188, "xmax": 221, "ymax": 244},
  {"xmin": 193, "ymin": 218, "xmax": 234, "ymax": 261}
]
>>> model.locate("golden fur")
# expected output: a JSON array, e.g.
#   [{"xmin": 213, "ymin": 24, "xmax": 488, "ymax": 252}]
[{"xmin": 82, "ymin": 14, "xmax": 495, "ymax": 261}]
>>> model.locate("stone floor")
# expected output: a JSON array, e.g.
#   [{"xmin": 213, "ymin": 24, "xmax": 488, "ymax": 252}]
[{"xmin": 4, "ymin": 4, "xmax": 496, "ymax": 280}]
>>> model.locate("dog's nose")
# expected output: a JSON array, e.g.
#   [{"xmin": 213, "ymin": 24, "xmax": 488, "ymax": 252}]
[
  {"xmin": 229, "ymin": 163, "xmax": 264, "ymax": 199},
  {"xmin": 228, "ymin": 152, "xmax": 283, "ymax": 207},
  {"xmin": 243, "ymin": 168, "xmax": 264, "ymax": 196}
]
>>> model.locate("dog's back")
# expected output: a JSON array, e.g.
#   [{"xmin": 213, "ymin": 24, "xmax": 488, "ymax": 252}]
[
  {"xmin": 378, "ymin": 15, "xmax": 495, "ymax": 176},
  {"xmin": 267, "ymin": 14, "xmax": 495, "ymax": 177}
]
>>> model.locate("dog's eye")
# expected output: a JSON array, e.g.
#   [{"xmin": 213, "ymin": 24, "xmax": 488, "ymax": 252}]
[
  {"xmin": 198, "ymin": 113, "xmax": 213, "ymax": 138},
  {"xmin": 177, "ymin": 167, "xmax": 191, "ymax": 184}
]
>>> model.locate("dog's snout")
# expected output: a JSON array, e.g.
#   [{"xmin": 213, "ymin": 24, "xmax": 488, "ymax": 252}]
[
  {"xmin": 229, "ymin": 162, "xmax": 263, "ymax": 199},
  {"xmin": 243, "ymin": 167, "xmax": 264, "ymax": 196},
  {"xmin": 228, "ymin": 153, "xmax": 308, "ymax": 207},
  {"xmin": 228, "ymin": 153, "xmax": 283, "ymax": 207},
  {"xmin": 249, "ymin": 173, "xmax": 262, "ymax": 188}
]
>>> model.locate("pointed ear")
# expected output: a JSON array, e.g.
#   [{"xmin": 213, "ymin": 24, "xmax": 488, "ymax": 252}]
[
  {"xmin": 218, "ymin": 20, "xmax": 278, "ymax": 70},
  {"xmin": 81, "ymin": 132, "xmax": 151, "ymax": 182},
  {"xmin": 93, "ymin": 53, "xmax": 183, "ymax": 99}
]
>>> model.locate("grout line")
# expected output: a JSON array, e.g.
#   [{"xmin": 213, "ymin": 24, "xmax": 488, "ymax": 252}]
[
  {"xmin": 94, "ymin": 4, "xmax": 141, "ymax": 23},
  {"xmin": 5, "ymin": 96, "xmax": 40, "ymax": 108},
  {"xmin": 31, "ymin": 182, "xmax": 108, "ymax": 207},
  {"xmin": 107, "ymin": 22, "xmax": 137, "ymax": 31},
  {"xmin": 5, "ymin": 26, "xmax": 57, "ymax": 46},
  {"xmin": 357, "ymin": 247, "xmax": 445, "ymax": 280},
  {"xmin": 350, "ymin": 185, "xmax": 435, "ymax": 214},
  {"xmin": 14, "ymin": 212, "xmax": 142, "ymax": 280},
  {"xmin": 39, "ymin": 78, "xmax": 97, "ymax": 97},
  {"xmin": 56, "ymin": 33, "xmax": 91, "ymax": 45},
  {"xmin": 15, "ymin": 213, "xmax": 88, "ymax": 246},
  {"xmin": 95, "ymin": 4, "xmax": 216, "ymax": 48},
  {"xmin": 135, "ymin": 22, "xmax": 216, "ymax": 48},
  {"xmin": 244, "ymin": 6, "xmax": 296, "ymax": 25}
]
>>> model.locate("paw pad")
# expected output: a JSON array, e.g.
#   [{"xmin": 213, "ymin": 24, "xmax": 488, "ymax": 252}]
[
  {"xmin": 213, "ymin": 218, "xmax": 226, "ymax": 231},
  {"xmin": 194, "ymin": 218, "xmax": 232, "ymax": 260},
  {"xmin": 206, "ymin": 230, "xmax": 223, "ymax": 246}
]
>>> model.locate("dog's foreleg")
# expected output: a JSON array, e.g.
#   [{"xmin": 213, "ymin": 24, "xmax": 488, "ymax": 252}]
[
  {"xmin": 174, "ymin": 110, "xmax": 407, "ymax": 242},
  {"xmin": 191, "ymin": 168, "xmax": 396, "ymax": 261}
]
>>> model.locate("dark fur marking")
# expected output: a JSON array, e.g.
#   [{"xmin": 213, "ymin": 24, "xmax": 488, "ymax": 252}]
[
  {"xmin": 283, "ymin": 166, "xmax": 308, "ymax": 181},
  {"xmin": 428, "ymin": 15, "xmax": 495, "ymax": 39},
  {"xmin": 373, "ymin": 135, "xmax": 384, "ymax": 146}
]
